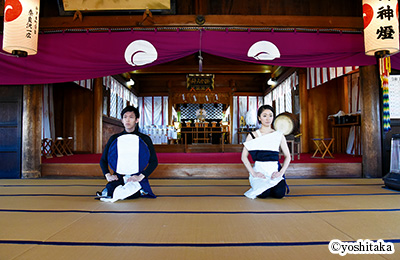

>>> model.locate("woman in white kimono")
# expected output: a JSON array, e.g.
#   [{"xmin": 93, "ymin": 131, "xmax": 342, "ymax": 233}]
[{"xmin": 241, "ymin": 105, "xmax": 291, "ymax": 199}]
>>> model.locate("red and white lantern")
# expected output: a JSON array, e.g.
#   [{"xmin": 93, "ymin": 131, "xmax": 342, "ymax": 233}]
[
  {"xmin": 2, "ymin": 0, "xmax": 40, "ymax": 56},
  {"xmin": 363, "ymin": 0, "xmax": 399, "ymax": 56}
]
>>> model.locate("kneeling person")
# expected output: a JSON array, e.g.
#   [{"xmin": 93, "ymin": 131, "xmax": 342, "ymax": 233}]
[
  {"xmin": 241, "ymin": 105, "xmax": 290, "ymax": 199},
  {"xmin": 98, "ymin": 106, "xmax": 158, "ymax": 202}
]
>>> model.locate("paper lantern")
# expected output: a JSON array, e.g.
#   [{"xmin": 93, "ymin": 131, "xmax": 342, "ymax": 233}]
[
  {"xmin": 363, "ymin": 0, "xmax": 399, "ymax": 56},
  {"xmin": 3, "ymin": 0, "xmax": 40, "ymax": 56}
]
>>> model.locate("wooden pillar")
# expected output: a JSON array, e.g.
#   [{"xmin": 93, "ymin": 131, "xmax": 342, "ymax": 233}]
[
  {"xmin": 359, "ymin": 65, "xmax": 382, "ymax": 178},
  {"xmin": 298, "ymin": 69, "xmax": 309, "ymax": 153},
  {"xmin": 93, "ymin": 78, "xmax": 103, "ymax": 153},
  {"xmin": 22, "ymin": 85, "xmax": 42, "ymax": 178}
]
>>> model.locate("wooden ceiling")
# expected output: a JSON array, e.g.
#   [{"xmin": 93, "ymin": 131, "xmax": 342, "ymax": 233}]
[{"xmin": 121, "ymin": 52, "xmax": 279, "ymax": 96}]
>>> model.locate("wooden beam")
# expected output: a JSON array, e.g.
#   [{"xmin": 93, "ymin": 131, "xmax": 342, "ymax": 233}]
[
  {"xmin": 38, "ymin": 15, "xmax": 363, "ymax": 31},
  {"xmin": 132, "ymin": 67, "xmax": 272, "ymax": 74},
  {"xmin": 22, "ymin": 85, "xmax": 42, "ymax": 178},
  {"xmin": 93, "ymin": 78, "xmax": 103, "ymax": 153},
  {"xmin": 298, "ymin": 69, "xmax": 309, "ymax": 153}
]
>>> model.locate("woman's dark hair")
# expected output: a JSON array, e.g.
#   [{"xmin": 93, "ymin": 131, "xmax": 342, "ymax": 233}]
[
  {"xmin": 121, "ymin": 105, "xmax": 140, "ymax": 119},
  {"xmin": 257, "ymin": 105, "xmax": 275, "ymax": 123}
]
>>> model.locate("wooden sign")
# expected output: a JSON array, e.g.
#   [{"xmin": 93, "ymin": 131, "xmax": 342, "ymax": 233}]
[
  {"xmin": 187, "ymin": 74, "xmax": 215, "ymax": 91},
  {"xmin": 60, "ymin": 0, "xmax": 171, "ymax": 11}
]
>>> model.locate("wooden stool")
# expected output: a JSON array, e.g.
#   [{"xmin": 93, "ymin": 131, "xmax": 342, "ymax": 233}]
[
  {"xmin": 41, "ymin": 138, "xmax": 53, "ymax": 158},
  {"xmin": 52, "ymin": 137, "xmax": 67, "ymax": 157},
  {"xmin": 312, "ymin": 138, "xmax": 334, "ymax": 159},
  {"xmin": 280, "ymin": 139, "xmax": 301, "ymax": 160},
  {"xmin": 64, "ymin": 137, "xmax": 74, "ymax": 156}
]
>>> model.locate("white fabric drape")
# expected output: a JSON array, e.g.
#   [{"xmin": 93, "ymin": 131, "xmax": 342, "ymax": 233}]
[
  {"xmin": 138, "ymin": 96, "xmax": 169, "ymax": 129},
  {"xmin": 138, "ymin": 97, "xmax": 144, "ymax": 128},
  {"xmin": 163, "ymin": 96, "xmax": 169, "ymax": 126},
  {"xmin": 232, "ymin": 96, "xmax": 238, "ymax": 144},
  {"xmin": 346, "ymin": 73, "xmax": 362, "ymax": 155},
  {"xmin": 349, "ymin": 74, "xmax": 361, "ymax": 113},
  {"xmin": 307, "ymin": 66, "xmax": 358, "ymax": 89},
  {"xmin": 74, "ymin": 79, "xmax": 93, "ymax": 90},
  {"xmin": 238, "ymin": 96, "xmax": 248, "ymax": 144},
  {"xmin": 153, "ymin": 96, "xmax": 162, "ymax": 126},
  {"xmin": 103, "ymin": 76, "xmax": 138, "ymax": 119},
  {"xmin": 264, "ymin": 94, "xmax": 272, "ymax": 106},
  {"xmin": 143, "ymin": 97, "xmax": 153, "ymax": 126},
  {"xmin": 265, "ymin": 72, "xmax": 297, "ymax": 115},
  {"xmin": 42, "ymin": 84, "xmax": 55, "ymax": 140},
  {"xmin": 232, "ymin": 96, "xmax": 263, "ymax": 144}
]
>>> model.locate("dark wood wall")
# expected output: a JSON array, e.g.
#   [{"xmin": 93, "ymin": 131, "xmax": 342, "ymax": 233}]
[
  {"xmin": 53, "ymin": 83, "xmax": 94, "ymax": 153},
  {"xmin": 40, "ymin": 1, "xmax": 362, "ymax": 17},
  {"xmin": 306, "ymin": 76, "xmax": 349, "ymax": 152},
  {"xmin": 102, "ymin": 117, "xmax": 124, "ymax": 153}
]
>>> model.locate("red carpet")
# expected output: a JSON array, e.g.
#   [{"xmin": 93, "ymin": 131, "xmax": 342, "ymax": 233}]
[{"xmin": 42, "ymin": 153, "xmax": 362, "ymax": 164}]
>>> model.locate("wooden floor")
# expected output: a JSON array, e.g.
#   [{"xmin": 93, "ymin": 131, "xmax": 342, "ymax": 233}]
[{"xmin": 0, "ymin": 178, "xmax": 399, "ymax": 259}]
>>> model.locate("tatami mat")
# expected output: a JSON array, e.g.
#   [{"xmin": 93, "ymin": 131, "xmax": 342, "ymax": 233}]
[{"xmin": 0, "ymin": 178, "xmax": 399, "ymax": 259}]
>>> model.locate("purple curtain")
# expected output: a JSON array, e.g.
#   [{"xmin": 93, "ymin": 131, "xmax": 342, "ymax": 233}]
[
  {"xmin": 1, "ymin": 29, "xmax": 398, "ymax": 85},
  {"xmin": 202, "ymin": 30, "xmax": 377, "ymax": 67}
]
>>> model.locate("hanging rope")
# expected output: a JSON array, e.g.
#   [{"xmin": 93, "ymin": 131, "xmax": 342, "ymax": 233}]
[
  {"xmin": 379, "ymin": 56, "xmax": 391, "ymax": 133},
  {"xmin": 198, "ymin": 29, "xmax": 203, "ymax": 72}
]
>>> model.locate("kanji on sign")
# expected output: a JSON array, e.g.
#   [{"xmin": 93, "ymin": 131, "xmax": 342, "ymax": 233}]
[{"xmin": 376, "ymin": 25, "xmax": 395, "ymax": 40}]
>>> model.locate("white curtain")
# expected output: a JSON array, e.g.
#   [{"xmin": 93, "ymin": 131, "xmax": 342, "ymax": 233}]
[
  {"xmin": 138, "ymin": 97, "xmax": 144, "ymax": 128},
  {"xmin": 138, "ymin": 96, "xmax": 169, "ymax": 129},
  {"xmin": 232, "ymin": 96, "xmax": 238, "ymax": 144},
  {"xmin": 307, "ymin": 67, "xmax": 358, "ymax": 89},
  {"xmin": 264, "ymin": 94, "xmax": 272, "ymax": 107},
  {"xmin": 153, "ymin": 96, "xmax": 162, "ymax": 126},
  {"xmin": 131, "ymin": 95, "xmax": 138, "ymax": 107},
  {"xmin": 42, "ymin": 84, "xmax": 55, "ymax": 140},
  {"xmin": 144, "ymin": 97, "xmax": 153, "ymax": 126},
  {"xmin": 349, "ymin": 73, "xmax": 361, "ymax": 113},
  {"xmin": 346, "ymin": 73, "xmax": 362, "ymax": 155},
  {"xmin": 163, "ymin": 96, "xmax": 169, "ymax": 126},
  {"xmin": 232, "ymin": 96, "xmax": 263, "ymax": 144},
  {"xmin": 265, "ymin": 72, "xmax": 297, "ymax": 115}
]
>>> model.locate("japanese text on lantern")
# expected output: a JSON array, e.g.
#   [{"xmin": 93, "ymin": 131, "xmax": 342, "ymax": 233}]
[
  {"xmin": 376, "ymin": 4, "xmax": 396, "ymax": 40},
  {"xmin": 25, "ymin": 7, "xmax": 39, "ymax": 39}
]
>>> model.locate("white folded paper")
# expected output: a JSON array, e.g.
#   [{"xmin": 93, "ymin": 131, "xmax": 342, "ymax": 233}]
[{"xmin": 100, "ymin": 181, "xmax": 141, "ymax": 203}]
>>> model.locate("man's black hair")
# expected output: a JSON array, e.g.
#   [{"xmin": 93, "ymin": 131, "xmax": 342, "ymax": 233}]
[{"xmin": 121, "ymin": 106, "xmax": 140, "ymax": 119}]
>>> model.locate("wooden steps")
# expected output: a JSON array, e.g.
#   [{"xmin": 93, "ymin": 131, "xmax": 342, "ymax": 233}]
[
  {"xmin": 41, "ymin": 161, "xmax": 362, "ymax": 179},
  {"xmin": 41, "ymin": 145, "xmax": 362, "ymax": 178},
  {"xmin": 154, "ymin": 144, "xmax": 243, "ymax": 153}
]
